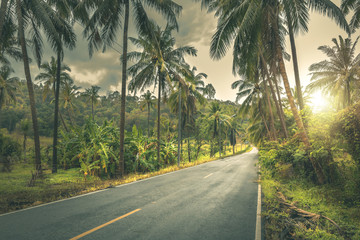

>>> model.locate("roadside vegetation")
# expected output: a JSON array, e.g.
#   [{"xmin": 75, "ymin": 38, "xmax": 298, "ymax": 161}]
[{"xmin": 0, "ymin": 143, "xmax": 250, "ymax": 214}]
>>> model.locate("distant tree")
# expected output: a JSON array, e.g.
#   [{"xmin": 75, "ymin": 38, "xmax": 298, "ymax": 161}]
[
  {"xmin": 83, "ymin": 86, "xmax": 100, "ymax": 121},
  {"xmin": 140, "ymin": 90, "xmax": 156, "ymax": 137},
  {"xmin": 61, "ymin": 81, "xmax": 81, "ymax": 126},
  {"xmin": 204, "ymin": 83, "xmax": 216, "ymax": 100}
]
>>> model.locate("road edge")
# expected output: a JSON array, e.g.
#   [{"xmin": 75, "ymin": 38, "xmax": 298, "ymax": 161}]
[{"xmin": 255, "ymin": 164, "xmax": 262, "ymax": 240}]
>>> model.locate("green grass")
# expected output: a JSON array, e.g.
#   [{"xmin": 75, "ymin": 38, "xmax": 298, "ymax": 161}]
[
  {"xmin": 0, "ymin": 145, "xmax": 251, "ymax": 214},
  {"xmin": 261, "ymin": 173, "xmax": 360, "ymax": 239}
]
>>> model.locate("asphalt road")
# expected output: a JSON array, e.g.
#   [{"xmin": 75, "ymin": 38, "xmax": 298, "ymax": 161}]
[{"xmin": 0, "ymin": 149, "xmax": 260, "ymax": 240}]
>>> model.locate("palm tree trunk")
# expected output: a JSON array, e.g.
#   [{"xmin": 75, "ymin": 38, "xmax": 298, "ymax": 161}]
[
  {"xmin": 119, "ymin": 0, "xmax": 129, "ymax": 177},
  {"xmin": 260, "ymin": 112, "xmax": 271, "ymax": 139},
  {"xmin": 91, "ymin": 100, "xmax": 94, "ymax": 121},
  {"xmin": 59, "ymin": 111, "xmax": 69, "ymax": 132},
  {"xmin": 157, "ymin": 69, "xmax": 161, "ymax": 164},
  {"xmin": 67, "ymin": 108, "xmax": 74, "ymax": 127},
  {"xmin": 147, "ymin": 103, "xmax": 150, "ymax": 137},
  {"xmin": 218, "ymin": 120, "xmax": 221, "ymax": 158},
  {"xmin": 187, "ymin": 138, "xmax": 191, "ymax": 162},
  {"xmin": 273, "ymin": 74, "xmax": 288, "ymax": 131},
  {"xmin": 346, "ymin": 80, "xmax": 351, "ymax": 107},
  {"xmin": 52, "ymin": 51, "xmax": 61, "ymax": 173},
  {"xmin": 286, "ymin": 10, "xmax": 305, "ymax": 111},
  {"xmin": 0, "ymin": 0, "xmax": 8, "ymax": 39},
  {"xmin": 263, "ymin": 75, "xmax": 277, "ymax": 141},
  {"xmin": 177, "ymin": 86, "xmax": 181, "ymax": 166},
  {"xmin": 273, "ymin": 15, "xmax": 325, "ymax": 184},
  {"xmin": 23, "ymin": 133, "xmax": 27, "ymax": 162},
  {"xmin": 16, "ymin": 0, "xmax": 42, "ymax": 174},
  {"xmin": 260, "ymin": 51, "xmax": 289, "ymax": 138}
]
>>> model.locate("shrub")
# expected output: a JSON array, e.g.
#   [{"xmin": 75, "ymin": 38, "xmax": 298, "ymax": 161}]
[
  {"xmin": 0, "ymin": 134, "xmax": 21, "ymax": 172},
  {"xmin": 332, "ymin": 102, "xmax": 360, "ymax": 165}
]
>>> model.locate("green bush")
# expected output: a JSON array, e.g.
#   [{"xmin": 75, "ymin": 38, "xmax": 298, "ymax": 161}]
[
  {"xmin": 332, "ymin": 102, "xmax": 360, "ymax": 165},
  {"xmin": 0, "ymin": 133, "xmax": 21, "ymax": 172}
]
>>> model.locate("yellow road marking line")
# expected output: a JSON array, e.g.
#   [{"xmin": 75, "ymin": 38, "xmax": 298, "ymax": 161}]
[
  {"xmin": 204, "ymin": 173, "xmax": 213, "ymax": 179},
  {"xmin": 70, "ymin": 208, "xmax": 141, "ymax": 240}
]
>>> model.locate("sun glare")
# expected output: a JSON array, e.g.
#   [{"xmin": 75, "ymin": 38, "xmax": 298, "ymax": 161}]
[{"xmin": 309, "ymin": 90, "xmax": 330, "ymax": 113}]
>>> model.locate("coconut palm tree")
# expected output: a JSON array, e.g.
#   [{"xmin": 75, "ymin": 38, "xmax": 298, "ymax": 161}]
[
  {"xmin": 127, "ymin": 22, "xmax": 197, "ymax": 164},
  {"xmin": 140, "ymin": 90, "xmax": 156, "ymax": 137},
  {"xmin": 308, "ymin": 36, "xmax": 360, "ymax": 109},
  {"xmin": 168, "ymin": 69, "xmax": 206, "ymax": 163},
  {"xmin": 0, "ymin": 65, "xmax": 18, "ymax": 109},
  {"xmin": 35, "ymin": 56, "xmax": 73, "ymax": 100},
  {"xmin": 78, "ymin": 0, "xmax": 182, "ymax": 177},
  {"xmin": 61, "ymin": 81, "xmax": 81, "ymax": 126},
  {"xmin": 83, "ymin": 86, "xmax": 100, "ymax": 121},
  {"xmin": 208, "ymin": 101, "xmax": 230, "ymax": 157},
  {"xmin": 0, "ymin": 18, "xmax": 22, "ymax": 65},
  {"xmin": 204, "ymin": 83, "xmax": 216, "ymax": 100}
]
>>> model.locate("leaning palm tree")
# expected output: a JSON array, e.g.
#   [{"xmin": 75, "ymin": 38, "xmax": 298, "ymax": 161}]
[
  {"xmin": 308, "ymin": 36, "xmax": 360, "ymax": 109},
  {"xmin": 0, "ymin": 65, "xmax": 18, "ymax": 109},
  {"xmin": 82, "ymin": 86, "xmax": 100, "ymax": 121},
  {"xmin": 127, "ymin": 22, "xmax": 197, "ymax": 164},
  {"xmin": 140, "ymin": 90, "xmax": 156, "ymax": 137},
  {"xmin": 202, "ymin": 0, "xmax": 327, "ymax": 183},
  {"xmin": 78, "ymin": 0, "xmax": 182, "ymax": 177}
]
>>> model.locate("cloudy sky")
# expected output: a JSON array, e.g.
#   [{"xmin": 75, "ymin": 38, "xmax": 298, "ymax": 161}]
[{"xmin": 13, "ymin": 0, "xmax": 349, "ymax": 102}]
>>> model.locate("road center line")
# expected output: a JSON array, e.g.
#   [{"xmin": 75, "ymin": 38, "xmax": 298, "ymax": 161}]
[
  {"xmin": 204, "ymin": 173, "xmax": 213, "ymax": 179},
  {"xmin": 69, "ymin": 208, "xmax": 141, "ymax": 240}
]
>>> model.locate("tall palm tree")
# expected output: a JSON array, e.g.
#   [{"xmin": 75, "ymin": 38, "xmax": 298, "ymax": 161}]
[
  {"xmin": 0, "ymin": 65, "xmax": 18, "ymax": 109},
  {"xmin": 282, "ymin": 0, "xmax": 349, "ymax": 111},
  {"xmin": 83, "ymin": 86, "xmax": 100, "ymax": 121},
  {"xmin": 140, "ymin": 90, "xmax": 156, "ymax": 137},
  {"xmin": 308, "ymin": 36, "xmax": 360, "ymax": 109},
  {"xmin": 79, "ymin": 0, "xmax": 182, "ymax": 177},
  {"xmin": 4, "ymin": 0, "xmax": 76, "ymax": 174},
  {"xmin": 168, "ymin": 69, "xmax": 206, "ymax": 163},
  {"xmin": 127, "ymin": 23, "xmax": 197, "ymax": 164}
]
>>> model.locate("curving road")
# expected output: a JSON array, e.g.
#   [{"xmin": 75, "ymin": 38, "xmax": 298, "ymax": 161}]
[{"xmin": 0, "ymin": 149, "xmax": 260, "ymax": 240}]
